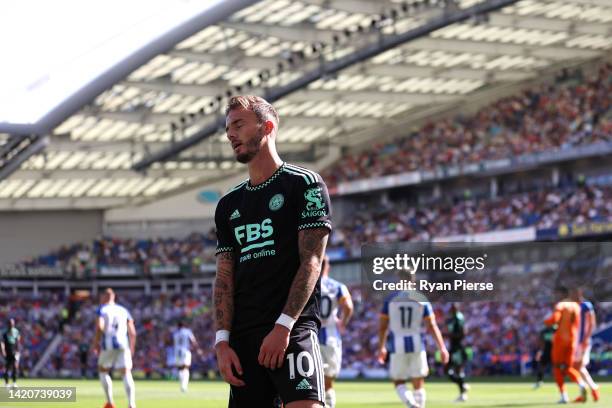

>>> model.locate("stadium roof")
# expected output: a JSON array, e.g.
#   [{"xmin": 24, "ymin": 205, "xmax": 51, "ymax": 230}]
[{"xmin": 0, "ymin": 0, "xmax": 611, "ymax": 210}]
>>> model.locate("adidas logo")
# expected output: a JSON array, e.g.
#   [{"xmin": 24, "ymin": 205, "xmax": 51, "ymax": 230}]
[
  {"xmin": 295, "ymin": 379, "xmax": 312, "ymax": 390},
  {"xmin": 229, "ymin": 209, "xmax": 241, "ymax": 220}
]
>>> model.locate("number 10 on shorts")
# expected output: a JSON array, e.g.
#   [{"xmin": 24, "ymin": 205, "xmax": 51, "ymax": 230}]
[{"xmin": 286, "ymin": 351, "xmax": 315, "ymax": 379}]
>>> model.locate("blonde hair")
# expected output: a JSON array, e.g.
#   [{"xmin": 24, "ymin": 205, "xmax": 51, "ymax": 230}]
[{"xmin": 225, "ymin": 95, "xmax": 279, "ymax": 128}]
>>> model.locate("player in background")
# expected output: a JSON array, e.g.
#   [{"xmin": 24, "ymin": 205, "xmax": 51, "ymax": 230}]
[
  {"xmin": 1, "ymin": 318, "xmax": 20, "ymax": 388},
  {"xmin": 173, "ymin": 321, "xmax": 203, "ymax": 392},
  {"xmin": 544, "ymin": 286, "xmax": 586, "ymax": 404},
  {"xmin": 445, "ymin": 303, "xmax": 470, "ymax": 402},
  {"xmin": 94, "ymin": 288, "xmax": 137, "ymax": 408},
  {"xmin": 377, "ymin": 289, "xmax": 449, "ymax": 408},
  {"xmin": 532, "ymin": 323, "xmax": 556, "ymax": 389},
  {"xmin": 571, "ymin": 288, "xmax": 599, "ymax": 402},
  {"xmin": 319, "ymin": 255, "xmax": 353, "ymax": 408},
  {"xmin": 164, "ymin": 335, "xmax": 176, "ymax": 380}
]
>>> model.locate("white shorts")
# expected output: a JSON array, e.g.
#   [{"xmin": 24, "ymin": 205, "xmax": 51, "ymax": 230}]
[
  {"xmin": 175, "ymin": 349, "xmax": 192, "ymax": 367},
  {"xmin": 390, "ymin": 351, "xmax": 429, "ymax": 380},
  {"xmin": 575, "ymin": 343, "xmax": 591, "ymax": 367},
  {"xmin": 98, "ymin": 348, "xmax": 132, "ymax": 370},
  {"xmin": 320, "ymin": 342, "xmax": 342, "ymax": 378}
]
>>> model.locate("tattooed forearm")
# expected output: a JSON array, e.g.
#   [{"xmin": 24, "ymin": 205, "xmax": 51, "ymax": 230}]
[
  {"xmin": 214, "ymin": 251, "xmax": 235, "ymax": 331},
  {"xmin": 283, "ymin": 228, "xmax": 329, "ymax": 319}
]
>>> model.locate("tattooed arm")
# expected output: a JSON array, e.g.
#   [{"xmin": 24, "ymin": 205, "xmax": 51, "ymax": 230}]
[
  {"xmin": 283, "ymin": 227, "xmax": 329, "ymax": 318},
  {"xmin": 213, "ymin": 251, "xmax": 235, "ymax": 331},
  {"xmin": 258, "ymin": 227, "xmax": 329, "ymax": 369},
  {"xmin": 214, "ymin": 251, "xmax": 244, "ymax": 386}
]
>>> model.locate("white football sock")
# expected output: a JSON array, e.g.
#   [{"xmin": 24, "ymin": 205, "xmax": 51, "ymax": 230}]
[
  {"xmin": 580, "ymin": 367, "xmax": 598, "ymax": 390},
  {"xmin": 179, "ymin": 369, "xmax": 190, "ymax": 392},
  {"xmin": 325, "ymin": 388, "xmax": 336, "ymax": 408},
  {"xmin": 123, "ymin": 371, "xmax": 136, "ymax": 408},
  {"xmin": 395, "ymin": 384, "xmax": 417, "ymax": 407},
  {"xmin": 99, "ymin": 372, "xmax": 113, "ymax": 404},
  {"xmin": 414, "ymin": 388, "xmax": 426, "ymax": 408}
]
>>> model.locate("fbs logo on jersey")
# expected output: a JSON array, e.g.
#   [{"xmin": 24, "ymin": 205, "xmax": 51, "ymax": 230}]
[
  {"xmin": 269, "ymin": 194, "xmax": 284, "ymax": 211},
  {"xmin": 302, "ymin": 187, "xmax": 327, "ymax": 218},
  {"xmin": 295, "ymin": 379, "xmax": 312, "ymax": 390},
  {"xmin": 234, "ymin": 218, "xmax": 273, "ymax": 248},
  {"xmin": 230, "ymin": 209, "xmax": 241, "ymax": 220},
  {"xmin": 235, "ymin": 218, "xmax": 276, "ymax": 262}
]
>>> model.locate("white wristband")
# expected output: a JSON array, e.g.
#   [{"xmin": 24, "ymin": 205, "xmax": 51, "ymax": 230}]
[
  {"xmin": 215, "ymin": 330, "xmax": 230, "ymax": 346},
  {"xmin": 275, "ymin": 313, "xmax": 296, "ymax": 331}
]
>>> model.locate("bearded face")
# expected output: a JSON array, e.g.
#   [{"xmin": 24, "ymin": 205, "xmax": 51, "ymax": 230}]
[{"xmin": 226, "ymin": 108, "xmax": 269, "ymax": 164}]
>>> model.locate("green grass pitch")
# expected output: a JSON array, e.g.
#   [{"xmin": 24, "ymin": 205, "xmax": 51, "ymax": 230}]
[{"xmin": 2, "ymin": 378, "xmax": 608, "ymax": 407}]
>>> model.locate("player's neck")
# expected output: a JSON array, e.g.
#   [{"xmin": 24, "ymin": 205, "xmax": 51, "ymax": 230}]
[{"xmin": 247, "ymin": 149, "xmax": 283, "ymax": 186}]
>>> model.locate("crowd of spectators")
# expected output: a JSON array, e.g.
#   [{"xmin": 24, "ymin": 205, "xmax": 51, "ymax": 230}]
[
  {"xmin": 2, "ymin": 290, "xmax": 610, "ymax": 379},
  {"xmin": 22, "ymin": 231, "xmax": 218, "ymax": 278},
  {"xmin": 19, "ymin": 182, "xmax": 612, "ymax": 270},
  {"xmin": 321, "ymin": 64, "xmax": 612, "ymax": 187},
  {"xmin": 328, "ymin": 184, "xmax": 612, "ymax": 256}
]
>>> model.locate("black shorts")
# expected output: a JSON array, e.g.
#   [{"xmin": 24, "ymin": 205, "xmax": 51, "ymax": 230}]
[
  {"xmin": 541, "ymin": 345, "xmax": 552, "ymax": 366},
  {"xmin": 4, "ymin": 354, "xmax": 17, "ymax": 367},
  {"xmin": 448, "ymin": 345, "xmax": 467, "ymax": 367},
  {"xmin": 228, "ymin": 326, "xmax": 325, "ymax": 408}
]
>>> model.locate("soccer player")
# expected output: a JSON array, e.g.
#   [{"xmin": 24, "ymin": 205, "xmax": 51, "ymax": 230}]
[
  {"xmin": 445, "ymin": 303, "xmax": 469, "ymax": 402},
  {"xmin": 572, "ymin": 288, "xmax": 599, "ymax": 402},
  {"xmin": 94, "ymin": 288, "xmax": 137, "ymax": 408},
  {"xmin": 532, "ymin": 323, "xmax": 555, "ymax": 389},
  {"xmin": 544, "ymin": 286, "xmax": 586, "ymax": 404},
  {"xmin": 377, "ymin": 290, "xmax": 449, "ymax": 408},
  {"xmin": 319, "ymin": 255, "xmax": 353, "ymax": 408},
  {"xmin": 1, "ymin": 318, "xmax": 20, "ymax": 388},
  {"xmin": 164, "ymin": 336, "xmax": 176, "ymax": 380},
  {"xmin": 214, "ymin": 95, "xmax": 332, "ymax": 407},
  {"xmin": 173, "ymin": 321, "xmax": 203, "ymax": 392},
  {"xmin": 79, "ymin": 339, "xmax": 90, "ymax": 378}
]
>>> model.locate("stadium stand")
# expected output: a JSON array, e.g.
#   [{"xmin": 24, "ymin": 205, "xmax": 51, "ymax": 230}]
[
  {"xmin": 328, "ymin": 183, "xmax": 612, "ymax": 257},
  {"xmin": 322, "ymin": 63, "xmax": 612, "ymax": 187},
  {"xmin": 18, "ymin": 181, "xmax": 612, "ymax": 269}
]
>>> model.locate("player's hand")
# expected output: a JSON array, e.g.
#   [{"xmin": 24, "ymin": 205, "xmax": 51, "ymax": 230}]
[
  {"xmin": 440, "ymin": 348, "xmax": 450, "ymax": 365},
  {"xmin": 258, "ymin": 324, "xmax": 290, "ymax": 369},
  {"xmin": 215, "ymin": 342, "xmax": 245, "ymax": 387},
  {"xmin": 377, "ymin": 347, "xmax": 387, "ymax": 364},
  {"xmin": 92, "ymin": 344, "xmax": 100, "ymax": 356}
]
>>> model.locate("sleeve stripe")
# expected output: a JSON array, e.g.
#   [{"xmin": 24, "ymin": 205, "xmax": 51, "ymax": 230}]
[
  {"xmin": 215, "ymin": 246, "xmax": 234, "ymax": 254},
  {"xmin": 283, "ymin": 168, "xmax": 311, "ymax": 184},
  {"xmin": 284, "ymin": 165, "xmax": 315, "ymax": 184},
  {"xmin": 285, "ymin": 164, "xmax": 317, "ymax": 184},
  {"xmin": 288, "ymin": 164, "xmax": 317, "ymax": 184}
]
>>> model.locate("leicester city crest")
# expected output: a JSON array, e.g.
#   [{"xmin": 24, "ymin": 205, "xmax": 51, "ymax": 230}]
[{"xmin": 269, "ymin": 193, "xmax": 284, "ymax": 211}]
